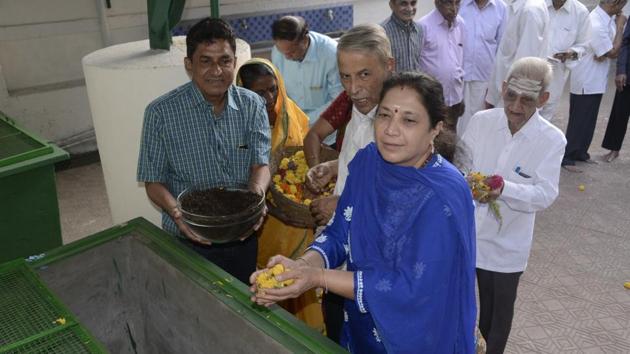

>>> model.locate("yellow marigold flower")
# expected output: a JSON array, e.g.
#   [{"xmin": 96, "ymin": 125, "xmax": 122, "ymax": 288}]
[
  {"xmin": 280, "ymin": 158, "xmax": 290, "ymax": 169},
  {"xmin": 256, "ymin": 264, "xmax": 295, "ymax": 289},
  {"xmin": 303, "ymin": 199, "xmax": 312, "ymax": 206},
  {"xmin": 272, "ymin": 174, "xmax": 282, "ymax": 183}
]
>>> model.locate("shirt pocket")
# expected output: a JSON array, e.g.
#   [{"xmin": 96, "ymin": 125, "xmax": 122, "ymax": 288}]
[
  {"xmin": 555, "ymin": 26, "xmax": 577, "ymax": 52},
  {"xmin": 509, "ymin": 167, "xmax": 534, "ymax": 185},
  {"xmin": 303, "ymin": 84, "xmax": 326, "ymax": 110},
  {"xmin": 481, "ymin": 20, "xmax": 499, "ymax": 44}
]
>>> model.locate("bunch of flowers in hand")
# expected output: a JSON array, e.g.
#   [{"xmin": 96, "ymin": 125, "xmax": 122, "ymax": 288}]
[
  {"xmin": 467, "ymin": 172, "xmax": 504, "ymax": 228},
  {"xmin": 273, "ymin": 150, "xmax": 335, "ymax": 206}
]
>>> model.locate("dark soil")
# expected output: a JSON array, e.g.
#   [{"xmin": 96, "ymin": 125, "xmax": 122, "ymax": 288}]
[{"xmin": 181, "ymin": 188, "xmax": 260, "ymax": 216}]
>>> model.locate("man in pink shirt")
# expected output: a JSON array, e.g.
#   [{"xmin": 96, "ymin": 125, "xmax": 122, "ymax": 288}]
[{"xmin": 418, "ymin": 0, "xmax": 465, "ymax": 132}]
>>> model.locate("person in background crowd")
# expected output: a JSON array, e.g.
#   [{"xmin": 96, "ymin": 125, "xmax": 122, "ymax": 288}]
[
  {"xmin": 457, "ymin": 0, "xmax": 507, "ymax": 136},
  {"xmin": 485, "ymin": 0, "xmax": 549, "ymax": 108},
  {"xmin": 271, "ymin": 16, "xmax": 343, "ymax": 146},
  {"xmin": 381, "ymin": 0, "xmax": 424, "ymax": 72},
  {"xmin": 462, "ymin": 57, "xmax": 566, "ymax": 354},
  {"xmin": 539, "ymin": 0, "xmax": 591, "ymax": 121},
  {"xmin": 252, "ymin": 72, "xmax": 477, "ymax": 354},
  {"xmin": 236, "ymin": 58, "xmax": 324, "ymax": 331},
  {"xmin": 601, "ymin": 11, "xmax": 630, "ymax": 162},
  {"xmin": 137, "ymin": 18, "xmax": 271, "ymax": 284},
  {"xmin": 562, "ymin": 0, "xmax": 627, "ymax": 172},
  {"xmin": 302, "ymin": 24, "xmax": 395, "ymax": 344},
  {"xmin": 418, "ymin": 0, "xmax": 465, "ymax": 132}
]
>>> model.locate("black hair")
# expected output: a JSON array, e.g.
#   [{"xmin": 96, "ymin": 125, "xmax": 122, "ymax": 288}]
[
  {"xmin": 238, "ymin": 63, "xmax": 276, "ymax": 89},
  {"xmin": 379, "ymin": 71, "xmax": 459, "ymax": 163},
  {"xmin": 186, "ymin": 18, "xmax": 237, "ymax": 59},
  {"xmin": 271, "ymin": 16, "xmax": 309, "ymax": 41}
]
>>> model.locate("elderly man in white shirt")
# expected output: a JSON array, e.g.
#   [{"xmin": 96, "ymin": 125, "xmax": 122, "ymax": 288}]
[
  {"xmin": 462, "ymin": 57, "xmax": 566, "ymax": 354},
  {"xmin": 458, "ymin": 0, "xmax": 507, "ymax": 136},
  {"xmin": 540, "ymin": 0, "xmax": 591, "ymax": 121},
  {"xmin": 485, "ymin": 0, "xmax": 549, "ymax": 108},
  {"xmin": 562, "ymin": 0, "xmax": 627, "ymax": 172}
]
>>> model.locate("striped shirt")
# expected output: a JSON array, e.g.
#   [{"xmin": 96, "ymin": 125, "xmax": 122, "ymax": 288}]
[
  {"xmin": 381, "ymin": 14, "xmax": 424, "ymax": 73},
  {"xmin": 137, "ymin": 81, "xmax": 271, "ymax": 236}
]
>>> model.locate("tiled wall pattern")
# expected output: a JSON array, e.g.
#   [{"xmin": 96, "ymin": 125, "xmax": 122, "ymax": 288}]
[{"xmin": 173, "ymin": 4, "xmax": 353, "ymax": 44}]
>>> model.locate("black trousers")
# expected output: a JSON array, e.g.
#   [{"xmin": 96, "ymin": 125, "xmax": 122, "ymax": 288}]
[
  {"xmin": 476, "ymin": 268, "xmax": 523, "ymax": 354},
  {"xmin": 602, "ymin": 86, "xmax": 630, "ymax": 151},
  {"xmin": 179, "ymin": 235, "xmax": 258, "ymax": 284},
  {"xmin": 563, "ymin": 93, "xmax": 603, "ymax": 165}
]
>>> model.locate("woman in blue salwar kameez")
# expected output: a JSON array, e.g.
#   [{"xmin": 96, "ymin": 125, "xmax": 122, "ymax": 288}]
[{"xmin": 250, "ymin": 72, "xmax": 477, "ymax": 353}]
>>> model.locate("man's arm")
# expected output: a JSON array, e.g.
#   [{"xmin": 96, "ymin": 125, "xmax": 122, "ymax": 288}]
[
  {"xmin": 595, "ymin": 13, "xmax": 627, "ymax": 60},
  {"xmin": 499, "ymin": 139, "xmax": 566, "ymax": 212},
  {"xmin": 304, "ymin": 118, "xmax": 336, "ymax": 167},
  {"xmin": 248, "ymin": 164, "xmax": 270, "ymax": 196},
  {"xmin": 145, "ymin": 182, "xmax": 178, "ymax": 216}
]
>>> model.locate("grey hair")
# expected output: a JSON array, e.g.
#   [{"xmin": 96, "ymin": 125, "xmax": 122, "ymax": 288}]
[
  {"xmin": 505, "ymin": 57, "xmax": 553, "ymax": 94},
  {"xmin": 337, "ymin": 24, "xmax": 393, "ymax": 65}
]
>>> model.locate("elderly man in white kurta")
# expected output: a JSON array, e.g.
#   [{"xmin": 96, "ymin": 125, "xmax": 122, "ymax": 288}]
[
  {"xmin": 462, "ymin": 57, "xmax": 566, "ymax": 353},
  {"xmin": 485, "ymin": 0, "xmax": 549, "ymax": 107},
  {"xmin": 539, "ymin": 0, "xmax": 591, "ymax": 121}
]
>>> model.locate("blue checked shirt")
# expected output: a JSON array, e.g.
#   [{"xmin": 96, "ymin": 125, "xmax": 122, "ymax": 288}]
[
  {"xmin": 381, "ymin": 14, "xmax": 424, "ymax": 73},
  {"xmin": 137, "ymin": 81, "xmax": 271, "ymax": 236}
]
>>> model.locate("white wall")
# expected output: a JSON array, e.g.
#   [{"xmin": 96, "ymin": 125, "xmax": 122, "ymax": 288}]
[{"xmin": 0, "ymin": 0, "xmax": 358, "ymax": 154}]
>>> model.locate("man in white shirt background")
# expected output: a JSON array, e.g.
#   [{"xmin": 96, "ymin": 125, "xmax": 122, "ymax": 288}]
[
  {"xmin": 462, "ymin": 57, "xmax": 566, "ymax": 354},
  {"xmin": 458, "ymin": 0, "xmax": 507, "ymax": 136},
  {"xmin": 562, "ymin": 0, "xmax": 627, "ymax": 172},
  {"xmin": 485, "ymin": 0, "xmax": 549, "ymax": 108},
  {"xmin": 539, "ymin": 0, "xmax": 591, "ymax": 121}
]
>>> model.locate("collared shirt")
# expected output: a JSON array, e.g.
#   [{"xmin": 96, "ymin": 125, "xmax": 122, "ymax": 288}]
[
  {"xmin": 381, "ymin": 14, "xmax": 424, "ymax": 72},
  {"xmin": 460, "ymin": 0, "xmax": 508, "ymax": 82},
  {"xmin": 618, "ymin": 19, "xmax": 630, "ymax": 76},
  {"xmin": 486, "ymin": 0, "xmax": 549, "ymax": 106},
  {"xmin": 570, "ymin": 6, "xmax": 616, "ymax": 94},
  {"xmin": 571, "ymin": 6, "xmax": 616, "ymax": 95},
  {"xmin": 546, "ymin": 0, "xmax": 590, "ymax": 61},
  {"xmin": 461, "ymin": 108, "xmax": 566, "ymax": 272},
  {"xmin": 137, "ymin": 82, "xmax": 271, "ymax": 236},
  {"xmin": 418, "ymin": 9, "xmax": 465, "ymax": 106},
  {"xmin": 334, "ymin": 105, "xmax": 377, "ymax": 195},
  {"xmin": 272, "ymin": 31, "xmax": 343, "ymax": 145}
]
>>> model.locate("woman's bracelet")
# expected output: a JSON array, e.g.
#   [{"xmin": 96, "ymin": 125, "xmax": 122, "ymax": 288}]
[
  {"xmin": 321, "ymin": 268, "xmax": 328, "ymax": 293},
  {"xmin": 296, "ymin": 257, "xmax": 310, "ymax": 267}
]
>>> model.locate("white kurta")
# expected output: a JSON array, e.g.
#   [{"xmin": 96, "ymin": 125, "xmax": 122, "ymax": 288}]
[
  {"xmin": 334, "ymin": 105, "xmax": 377, "ymax": 195},
  {"xmin": 486, "ymin": 0, "xmax": 549, "ymax": 107},
  {"xmin": 461, "ymin": 108, "xmax": 566, "ymax": 272}
]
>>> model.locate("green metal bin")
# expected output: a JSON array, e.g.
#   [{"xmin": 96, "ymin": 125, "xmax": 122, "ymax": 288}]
[
  {"xmin": 0, "ymin": 218, "xmax": 345, "ymax": 353},
  {"xmin": 0, "ymin": 111, "xmax": 69, "ymax": 263}
]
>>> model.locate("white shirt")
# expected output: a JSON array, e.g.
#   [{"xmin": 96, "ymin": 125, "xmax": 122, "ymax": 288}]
[
  {"xmin": 486, "ymin": 0, "xmax": 549, "ymax": 106},
  {"xmin": 334, "ymin": 105, "xmax": 376, "ymax": 195},
  {"xmin": 546, "ymin": 0, "xmax": 591, "ymax": 61},
  {"xmin": 461, "ymin": 108, "xmax": 566, "ymax": 272},
  {"xmin": 570, "ymin": 6, "xmax": 616, "ymax": 95},
  {"xmin": 460, "ymin": 0, "xmax": 508, "ymax": 82}
]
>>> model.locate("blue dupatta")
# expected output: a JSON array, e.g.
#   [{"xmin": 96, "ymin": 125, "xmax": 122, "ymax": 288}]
[{"xmin": 309, "ymin": 143, "xmax": 476, "ymax": 353}]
